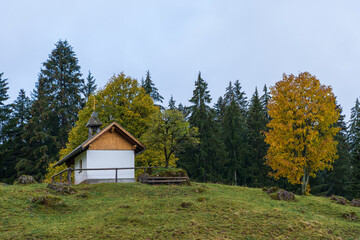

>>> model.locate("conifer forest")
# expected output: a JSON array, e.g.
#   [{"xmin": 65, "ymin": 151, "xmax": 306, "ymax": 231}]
[{"xmin": 1, "ymin": 40, "xmax": 359, "ymax": 199}]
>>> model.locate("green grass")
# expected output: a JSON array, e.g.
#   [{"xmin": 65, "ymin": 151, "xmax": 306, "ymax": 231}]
[{"xmin": 0, "ymin": 182, "xmax": 359, "ymax": 239}]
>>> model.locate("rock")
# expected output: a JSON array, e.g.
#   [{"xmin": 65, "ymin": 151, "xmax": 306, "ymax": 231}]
[
  {"xmin": 350, "ymin": 199, "xmax": 360, "ymax": 207},
  {"xmin": 30, "ymin": 195, "xmax": 62, "ymax": 206},
  {"xmin": 180, "ymin": 201, "xmax": 193, "ymax": 208},
  {"xmin": 270, "ymin": 190, "xmax": 295, "ymax": 201},
  {"xmin": 47, "ymin": 183, "xmax": 76, "ymax": 195},
  {"xmin": 195, "ymin": 187, "xmax": 206, "ymax": 193},
  {"xmin": 15, "ymin": 175, "xmax": 36, "ymax": 184},
  {"xmin": 330, "ymin": 195, "xmax": 348, "ymax": 205},
  {"xmin": 197, "ymin": 197, "xmax": 206, "ymax": 202},
  {"xmin": 342, "ymin": 212, "xmax": 357, "ymax": 220},
  {"xmin": 264, "ymin": 187, "xmax": 279, "ymax": 194}
]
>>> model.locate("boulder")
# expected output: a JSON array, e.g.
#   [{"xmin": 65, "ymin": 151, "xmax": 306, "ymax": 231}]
[
  {"xmin": 47, "ymin": 183, "xmax": 76, "ymax": 195},
  {"xmin": 270, "ymin": 190, "xmax": 296, "ymax": 201},
  {"xmin": 30, "ymin": 195, "xmax": 62, "ymax": 206},
  {"xmin": 15, "ymin": 175, "xmax": 36, "ymax": 184},
  {"xmin": 342, "ymin": 212, "xmax": 357, "ymax": 220},
  {"xmin": 330, "ymin": 195, "xmax": 348, "ymax": 205},
  {"xmin": 350, "ymin": 199, "xmax": 360, "ymax": 207}
]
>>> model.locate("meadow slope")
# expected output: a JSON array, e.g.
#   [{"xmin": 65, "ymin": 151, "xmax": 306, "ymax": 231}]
[{"xmin": 0, "ymin": 182, "xmax": 359, "ymax": 239}]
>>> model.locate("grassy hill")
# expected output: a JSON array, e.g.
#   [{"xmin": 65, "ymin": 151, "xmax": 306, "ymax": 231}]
[{"xmin": 0, "ymin": 182, "xmax": 359, "ymax": 239}]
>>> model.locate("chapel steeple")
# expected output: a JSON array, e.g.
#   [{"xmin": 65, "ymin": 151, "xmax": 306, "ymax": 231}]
[{"xmin": 86, "ymin": 111, "xmax": 102, "ymax": 139}]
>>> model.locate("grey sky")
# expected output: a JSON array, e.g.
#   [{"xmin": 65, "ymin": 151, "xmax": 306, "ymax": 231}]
[{"xmin": 1, "ymin": 1, "xmax": 360, "ymax": 120}]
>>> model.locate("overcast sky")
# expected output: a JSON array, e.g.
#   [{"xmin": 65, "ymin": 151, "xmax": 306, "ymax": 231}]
[{"xmin": 1, "ymin": 1, "xmax": 360, "ymax": 120}]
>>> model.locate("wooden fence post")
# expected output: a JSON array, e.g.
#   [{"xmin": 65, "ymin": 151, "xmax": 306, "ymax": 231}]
[
  {"xmin": 59, "ymin": 173, "xmax": 62, "ymax": 183},
  {"xmin": 115, "ymin": 169, "xmax": 118, "ymax": 183},
  {"xmin": 67, "ymin": 168, "xmax": 72, "ymax": 187}
]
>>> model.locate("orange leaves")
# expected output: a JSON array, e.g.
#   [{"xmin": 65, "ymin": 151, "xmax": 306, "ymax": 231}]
[{"xmin": 265, "ymin": 72, "xmax": 340, "ymax": 192}]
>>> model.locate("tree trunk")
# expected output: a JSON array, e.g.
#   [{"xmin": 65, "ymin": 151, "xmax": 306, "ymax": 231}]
[{"xmin": 302, "ymin": 167, "xmax": 310, "ymax": 195}]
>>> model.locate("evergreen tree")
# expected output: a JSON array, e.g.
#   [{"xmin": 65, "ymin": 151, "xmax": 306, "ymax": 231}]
[
  {"xmin": 0, "ymin": 72, "xmax": 10, "ymax": 142},
  {"xmin": 0, "ymin": 72, "xmax": 11, "ymax": 180},
  {"xmin": 261, "ymin": 84, "xmax": 271, "ymax": 123},
  {"xmin": 19, "ymin": 40, "xmax": 83, "ymax": 180},
  {"xmin": 221, "ymin": 81, "xmax": 247, "ymax": 185},
  {"xmin": 82, "ymin": 71, "xmax": 97, "ymax": 100},
  {"xmin": 168, "ymin": 95, "xmax": 176, "ymax": 110},
  {"xmin": 0, "ymin": 90, "xmax": 31, "ymax": 182},
  {"xmin": 348, "ymin": 98, "xmax": 360, "ymax": 198},
  {"xmin": 142, "ymin": 70, "xmax": 164, "ymax": 103},
  {"xmin": 178, "ymin": 72, "xmax": 227, "ymax": 182},
  {"xmin": 246, "ymin": 88, "xmax": 270, "ymax": 187}
]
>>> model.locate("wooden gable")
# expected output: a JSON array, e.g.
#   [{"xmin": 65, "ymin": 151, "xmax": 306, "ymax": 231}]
[{"xmin": 88, "ymin": 130, "xmax": 135, "ymax": 150}]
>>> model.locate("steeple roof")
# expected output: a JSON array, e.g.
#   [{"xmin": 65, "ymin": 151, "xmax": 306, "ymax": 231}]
[{"xmin": 86, "ymin": 111, "xmax": 102, "ymax": 127}]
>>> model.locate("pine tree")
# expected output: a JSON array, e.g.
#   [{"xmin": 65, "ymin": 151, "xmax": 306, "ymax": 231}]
[
  {"xmin": 0, "ymin": 90, "xmax": 31, "ymax": 182},
  {"xmin": 348, "ymin": 98, "xmax": 360, "ymax": 198},
  {"xmin": 168, "ymin": 95, "xmax": 176, "ymax": 110},
  {"xmin": 142, "ymin": 70, "xmax": 164, "ymax": 103},
  {"xmin": 0, "ymin": 72, "xmax": 10, "ymax": 142},
  {"xmin": 82, "ymin": 71, "xmax": 97, "ymax": 100},
  {"xmin": 261, "ymin": 84, "xmax": 271, "ymax": 123},
  {"xmin": 221, "ymin": 81, "xmax": 248, "ymax": 185},
  {"xmin": 19, "ymin": 40, "xmax": 83, "ymax": 180},
  {"xmin": 178, "ymin": 72, "xmax": 227, "ymax": 182},
  {"xmin": 0, "ymin": 72, "xmax": 11, "ymax": 180},
  {"xmin": 246, "ymin": 88, "xmax": 270, "ymax": 187}
]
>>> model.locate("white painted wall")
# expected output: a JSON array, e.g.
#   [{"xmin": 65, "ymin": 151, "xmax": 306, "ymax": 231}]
[
  {"xmin": 74, "ymin": 151, "xmax": 87, "ymax": 184},
  {"xmin": 86, "ymin": 150, "xmax": 135, "ymax": 180}
]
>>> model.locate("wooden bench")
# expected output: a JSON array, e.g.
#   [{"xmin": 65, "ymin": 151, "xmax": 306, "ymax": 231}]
[{"xmin": 139, "ymin": 175, "xmax": 189, "ymax": 184}]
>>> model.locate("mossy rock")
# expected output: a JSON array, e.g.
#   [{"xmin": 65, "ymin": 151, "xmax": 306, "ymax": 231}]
[
  {"xmin": 30, "ymin": 195, "xmax": 62, "ymax": 206},
  {"xmin": 195, "ymin": 187, "xmax": 206, "ymax": 193},
  {"xmin": 331, "ymin": 195, "xmax": 348, "ymax": 205},
  {"xmin": 197, "ymin": 197, "xmax": 207, "ymax": 202},
  {"xmin": 270, "ymin": 190, "xmax": 295, "ymax": 201},
  {"xmin": 350, "ymin": 199, "xmax": 360, "ymax": 207},
  {"xmin": 342, "ymin": 212, "xmax": 357, "ymax": 220},
  {"xmin": 263, "ymin": 187, "xmax": 279, "ymax": 194},
  {"xmin": 180, "ymin": 201, "xmax": 193, "ymax": 208},
  {"xmin": 14, "ymin": 175, "xmax": 37, "ymax": 185},
  {"xmin": 47, "ymin": 183, "xmax": 77, "ymax": 195}
]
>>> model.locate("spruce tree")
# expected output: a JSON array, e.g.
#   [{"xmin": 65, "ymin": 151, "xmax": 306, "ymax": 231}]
[
  {"xmin": 0, "ymin": 72, "xmax": 11, "ymax": 180},
  {"xmin": 168, "ymin": 95, "xmax": 176, "ymax": 110},
  {"xmin": 0, "ymin": 90, "xmax": 31, "ymax": 182},
  {"xmin": 246, "ymin": 88, "xmax": 270, "ymax": 187},
  {"xmin": 142, "ymin": 70, "xmax": 164, "ymax": 103},
  {"xmin": 348, "ymin": 98, "xmax": 360, "ymax": 198},
  {"xmin": 19, "ymin": 40, "xmax": 83, "ymax": 180},
  {"xmin": 221, "ymin": 81, "xmax": 248, "ymax": 185},
  {"xmin": 0, "ymin": 72, "xmax": 10, "ymax": 142},
  {"xmin": 178, "ymin": 72, "xmax": 226, "ymax": 182},
  {"xmin": 82, "ymin": 71, "xmax": 97, "ymax": 100}
]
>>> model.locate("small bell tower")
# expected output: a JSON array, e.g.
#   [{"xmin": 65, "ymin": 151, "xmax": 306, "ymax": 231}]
[{"xmin": 86, "ymin": 96, "xmax": 102, "ymax": 139}]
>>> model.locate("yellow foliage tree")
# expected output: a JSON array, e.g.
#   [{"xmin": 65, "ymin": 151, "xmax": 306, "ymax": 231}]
[
  {"xmin": 264, "ymin": 72, "xmax": 340, "ymax": 194},
  {"xmin": 44, "ymin": 73, "xmax": 159, "ymax": 182}
]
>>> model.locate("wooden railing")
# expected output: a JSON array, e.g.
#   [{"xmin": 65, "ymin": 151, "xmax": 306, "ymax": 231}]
[{"xmin": 51, "ymin": 167, "xmax": 161, "ymax": 186}]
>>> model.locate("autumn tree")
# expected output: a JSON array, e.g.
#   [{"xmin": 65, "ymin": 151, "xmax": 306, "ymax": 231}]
[
  {"xmin": 265, "ymin": 72, "xmax": 340, "ymax": 194},
  {"xmin": 140, "ymin": 109, "xmax": 198, "ymax": 168}
]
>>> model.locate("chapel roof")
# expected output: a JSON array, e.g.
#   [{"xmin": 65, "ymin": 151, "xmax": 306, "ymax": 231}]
[{"xmin": 54, "ymin": 122, "xmax": 145, "ymax": 167}]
